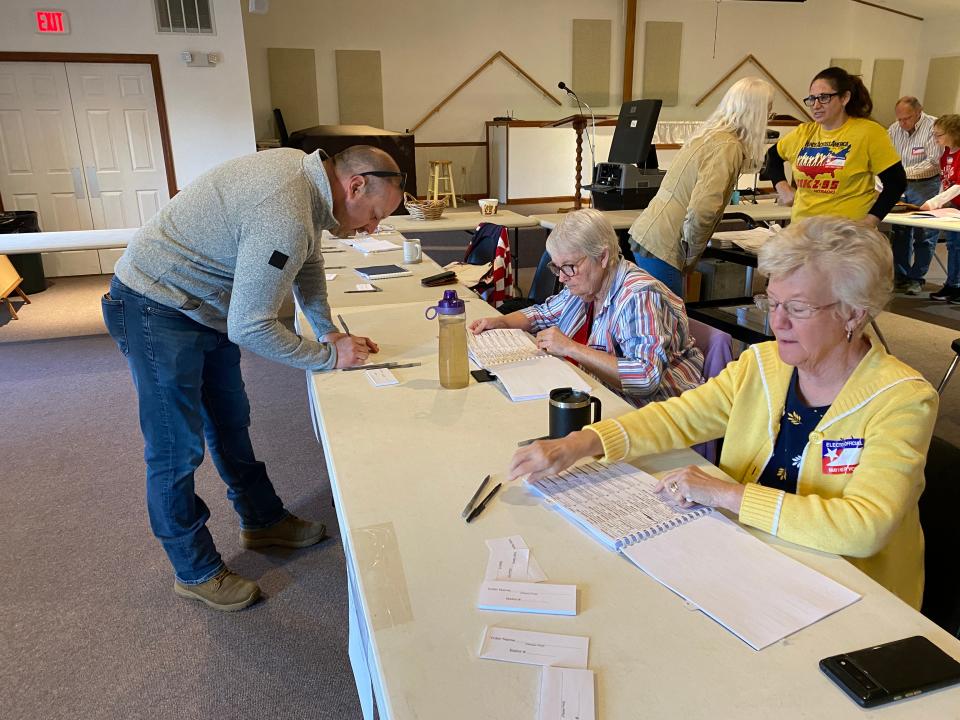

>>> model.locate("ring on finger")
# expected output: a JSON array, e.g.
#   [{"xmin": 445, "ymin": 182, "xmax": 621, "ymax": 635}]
[{"xmin": 668, "ymin": 481, "xmax": 679, "ymax": 494}]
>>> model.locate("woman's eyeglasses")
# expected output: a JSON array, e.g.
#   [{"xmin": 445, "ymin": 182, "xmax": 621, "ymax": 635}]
[
  {"xmin": 754, "ymin": 294, "xmax": 838, "ymax": 320},
  {"xmin": 802, "ymin": 92, "xmax": 839, "ymax": 108},
  {"xmin": 358, "ymin": 170, "xmax": 407, "ymax": 191},
  {"xmin": 547, "ymin": 256, "xmax": 588, "ymax": 278}
]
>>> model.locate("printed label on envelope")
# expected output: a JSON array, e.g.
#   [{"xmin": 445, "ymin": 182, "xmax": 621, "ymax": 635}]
[{"xmin": 822, "ymin": 438, "xmax": 864, "ymax": 474}]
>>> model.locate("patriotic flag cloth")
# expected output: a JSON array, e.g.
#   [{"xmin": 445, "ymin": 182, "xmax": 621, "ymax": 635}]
[{"xmin": 474, "ymin": 224, "xmax": 517, "ymax": 308}]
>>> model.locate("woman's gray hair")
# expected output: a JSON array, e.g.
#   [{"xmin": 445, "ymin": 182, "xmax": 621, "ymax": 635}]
[
  {"xmin": 546, "ymin": 208, "xmax": 620, "ymax": 264},
  {"xmin": 757, "ymin": 215, "xmax": 893, "ymax": 322},
  {"xmin": 689, "ymin": 76, "xmax": 774, "ymax": 172}
]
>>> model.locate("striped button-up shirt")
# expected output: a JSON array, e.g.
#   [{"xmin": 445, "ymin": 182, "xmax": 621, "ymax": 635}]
[
  {"xmin": 887, "ymin": 113, "xmax": 942, "ymax": 180},
  {"xmin": 520, "ymin": 258, "xmax": 704, "ymax": 406}
]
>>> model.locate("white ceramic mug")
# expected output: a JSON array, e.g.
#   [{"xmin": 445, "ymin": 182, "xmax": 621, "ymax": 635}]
[
  {"xmin": 479, "ymin": 198, "xmax": 499, "ymax": 216},
  {"xmin": 403, "ymin": 238, "xmax": 422, "ymax": 264}
]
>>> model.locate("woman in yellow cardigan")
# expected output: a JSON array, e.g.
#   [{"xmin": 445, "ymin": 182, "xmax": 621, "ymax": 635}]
[{"xmin": 509, "ymin": 215, "xmax": 938, "ymax": 608}]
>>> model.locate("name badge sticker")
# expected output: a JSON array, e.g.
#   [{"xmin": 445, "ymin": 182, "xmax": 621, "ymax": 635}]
[
  {"xmin": 911, "ymin": 147, "xmax": 926, "ymax": 156},
  {"xmin": 822, "ymin": 438, "xmax": 864, "ymax": 475}
]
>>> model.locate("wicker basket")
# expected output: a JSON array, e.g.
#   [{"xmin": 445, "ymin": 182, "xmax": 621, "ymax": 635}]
[{"xmin": 404, "ymin": 192, "xmax": 447, "ymax": 220}]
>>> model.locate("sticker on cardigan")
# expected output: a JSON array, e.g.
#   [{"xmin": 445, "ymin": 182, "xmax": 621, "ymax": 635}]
[{"xmin": 822, "ymin": 438, "xmax": 864, "ymax": 474}]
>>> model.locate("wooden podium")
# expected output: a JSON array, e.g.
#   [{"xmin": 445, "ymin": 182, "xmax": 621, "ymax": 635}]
[{"xmin": 543, "ymin": 114, "xmax": 615, "ymax": 209}]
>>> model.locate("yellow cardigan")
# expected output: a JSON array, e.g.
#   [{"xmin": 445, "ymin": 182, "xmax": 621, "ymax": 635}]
[{"xmin": 586, "ymin": 339, "xmax": 938, "ymax": 608}]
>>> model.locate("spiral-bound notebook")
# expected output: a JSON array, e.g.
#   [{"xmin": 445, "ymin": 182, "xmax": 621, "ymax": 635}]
[
  {"xmin": 530, "ymin": 461, "xmax": 860, "ymax": 651},
  {"xmin": 468, "ymin": 328, "xmax": 590, "ymax": 402},
  {"xmin": 528, "ymin": 461, "xmax": 710, "ymax": 550}
]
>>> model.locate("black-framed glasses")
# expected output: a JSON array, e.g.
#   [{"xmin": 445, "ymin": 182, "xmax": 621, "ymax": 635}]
[
  {"xmin": 547, "ymin": 256, "xmax": 588, "ymax": 278},
  {"xmin": 802, "ymin": 92, "xmax": 839, "ymax": 108},
  {"xmin": 358, "ymin": 170, "xmax": 407, "ymax": 190},
  {"xmin": 754, "ymin": 293, "xmax": 838, "ymax": 320}
]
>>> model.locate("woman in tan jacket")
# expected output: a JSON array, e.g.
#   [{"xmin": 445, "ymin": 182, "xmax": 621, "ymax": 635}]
[{"xmin": 628, "ymin": 77, "xmax": 774, "ymax": 295}]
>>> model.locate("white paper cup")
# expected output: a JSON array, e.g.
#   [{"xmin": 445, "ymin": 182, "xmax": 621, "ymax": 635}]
[
  {"xmin": 479, "ymin": 198, "xmax": 499, "ymax": 216},
  {"xmin": 403, "ymin": 238, "xmax": 422, "ymax": 264}
]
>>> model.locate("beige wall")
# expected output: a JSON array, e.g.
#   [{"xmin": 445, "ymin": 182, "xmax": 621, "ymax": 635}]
[
  {"xmin": 0, "ymin": 0, "xmax": 255, "ymax": 187},
  {"xmin": 240, "ymin": 0, "xmax": 956, "ymax": 195}
]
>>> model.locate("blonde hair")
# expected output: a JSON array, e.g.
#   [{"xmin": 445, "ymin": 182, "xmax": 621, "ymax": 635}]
[
  {"xmin": 934, "ymin": 114, "xmax": 960, "ymax": 146},
  {"xmin": 758, "ymin": 216, "xmax": 892, "ymax": 323},
  {"xmin": 689, "ymin": 77, "xmax": 774, "ymax": 171},
  {"xmin": 546, "ymin": 208, "xmax": 620, "ymax": 264}
]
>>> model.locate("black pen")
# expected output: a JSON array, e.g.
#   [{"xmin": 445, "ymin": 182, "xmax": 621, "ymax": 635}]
[
  {"xmin": 337, "ymin": 313, "xmax": 350, "ymax": 335},
  {"xmin": 462, "ymin": 475, "xmax": 491, "ymax": 518},
  {"xmin": 465, "ymin": 483, "xmax": 501, "ymax": 523}
]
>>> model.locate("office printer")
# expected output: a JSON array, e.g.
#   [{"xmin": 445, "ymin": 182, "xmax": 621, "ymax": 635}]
[{"xmin": 586, "ymin": 99, "xmax": 666, "ymax": 211}]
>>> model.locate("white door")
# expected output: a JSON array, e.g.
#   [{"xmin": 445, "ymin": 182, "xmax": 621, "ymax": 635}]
[
  {"xmin": 66, "ymin": 63, "xmax": 169, "ymax": 229},
  {"xmin": 0, "ymin": 62, "xmax": 93, "ymax": 231}
]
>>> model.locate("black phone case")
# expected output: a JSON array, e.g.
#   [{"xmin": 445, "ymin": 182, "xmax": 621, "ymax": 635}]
[
  {"xmin": 421, "ymin": 271, "xmax": 457, "ymax": 287},
  {"xmin": 820, "ymin": 635, "xmax": 960, "ymax": 708}
]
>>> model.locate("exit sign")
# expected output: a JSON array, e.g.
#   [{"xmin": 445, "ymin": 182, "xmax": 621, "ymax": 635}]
[{"xmin": 34, "ymin": 9, "xmax": 70, "ymax": 34}]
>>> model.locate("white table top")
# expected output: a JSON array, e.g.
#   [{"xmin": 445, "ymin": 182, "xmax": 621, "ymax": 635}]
[
  {"xmin": 387, "ymin": 209, "xmax": 540, "ymax": 234},
  {"xmin": 0, "ymin": 227, "xmax": 137, "ymax": 254},
  {"xmin": 320, "ymin": 236, "xmax": 472, "ymax": 308},
  {"xmin": 884, "ymin": 212, "xmax": 960, "ymax": 232},
  {"xmin": 532, "ymin": 203, "xmax": 792, "ymax": 231},
  {"xmin": 300, "ymin": 298, "xmax": 960, "ymax": 720}
]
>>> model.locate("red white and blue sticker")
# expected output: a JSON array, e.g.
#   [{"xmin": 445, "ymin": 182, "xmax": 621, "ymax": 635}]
[{"xmin": 822, "ymin": 438, "xmax": 864, "ymax": 475}]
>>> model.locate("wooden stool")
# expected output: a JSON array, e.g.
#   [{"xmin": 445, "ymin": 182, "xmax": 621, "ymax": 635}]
[
  {"xmin": 427, "ymin": 160, "xmax": 457, "ymax": 208},
  {"xmin": 0, "ymin": 254, "xmax": 30, "ymax": 320}
]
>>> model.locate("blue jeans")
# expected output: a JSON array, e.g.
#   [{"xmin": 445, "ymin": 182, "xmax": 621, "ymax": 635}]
[
  {"xmin": 891, "ymin": 178, "xmax": 941, "ymax": 282},
  {"xmin": 946, "ymin": 231, "xmax": 960, "ymax": 288},
  {"xmin": 632, "ymin": 253, "xmax": 684, "ymax": 297},
  {"xmin": 102, "ymin": 278, "xmax": 287, "ymax": 584}
]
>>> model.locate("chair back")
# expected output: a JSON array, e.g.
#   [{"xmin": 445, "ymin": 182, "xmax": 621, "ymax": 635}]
[
  {"xmin": 463, "ymin": 222, "xmax": 506, "ymax": 265},
  {"xmin": 687, "ymin": 318, "xmax": 733, "ymax": 465},
  {"xmin": 528, "ymin": 250, "xmax": 559, "ymax": 303},
  {"xmin": 920, "ymin": 435, "xmax": 960, "ymax": 637},
  {"xmin": 687, "ymin": 317, "xmax": 733, "ymax": 380}
]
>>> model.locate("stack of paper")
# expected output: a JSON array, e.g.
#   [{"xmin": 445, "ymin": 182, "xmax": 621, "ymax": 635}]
[
  {"xmin": 342, "ymin": 237, "xmax": 402, "ymax": 253},
  {"xmin": 485, "ymin": 535, "xmax": 547, "ymax": 582},
  {"xmin": 478, "ymin": 627, "xmax": 595, "ymax": 720},
  {"xmin": 622, "ymin": 513, "xmax": 861, "ymax": 650}
]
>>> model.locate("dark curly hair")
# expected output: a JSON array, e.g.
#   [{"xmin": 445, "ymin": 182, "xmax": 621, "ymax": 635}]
[{"xmin": 811, "ymin": 67, "xmax": 873, "ymax": 119}]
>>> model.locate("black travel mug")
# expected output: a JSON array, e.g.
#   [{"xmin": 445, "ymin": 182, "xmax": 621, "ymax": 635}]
[{"xmin": 549, "ymin": 388, "xmax": 602, "ymax": 439}]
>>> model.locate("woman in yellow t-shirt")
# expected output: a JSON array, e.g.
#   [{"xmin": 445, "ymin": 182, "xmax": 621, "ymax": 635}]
[{"xmin": 766, "ymin": 67, "xmax": 905, "ymax": 225}]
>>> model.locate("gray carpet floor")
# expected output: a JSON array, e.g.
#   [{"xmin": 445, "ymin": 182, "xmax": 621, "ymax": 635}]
[{"xmin": 1, "ymin": 329, "xmax": 362, "ymax": 719}]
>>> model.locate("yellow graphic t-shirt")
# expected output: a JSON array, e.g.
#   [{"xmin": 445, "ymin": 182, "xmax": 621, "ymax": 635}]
[{"xmin": 777, "ymin": 117, "xmax": 900, "ymax": 220}]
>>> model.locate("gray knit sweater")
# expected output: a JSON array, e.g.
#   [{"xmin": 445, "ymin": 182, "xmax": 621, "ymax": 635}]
[{"xmin": 114, "ymin": 148, "xmax": 339, "ymax": 370}]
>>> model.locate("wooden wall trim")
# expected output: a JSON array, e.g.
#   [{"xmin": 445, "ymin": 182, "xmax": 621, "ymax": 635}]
[
  {"xmin": 0, "ymin": 51, "xmax": 178, "ymax": 199},
  {"xmin": 623, "ymin": 0, "xmax": 637, "ymax": 102},
  {"xmin": 415, "ymin": 142, "xmax": 487, "ymax": 148},
  {"xmin": 849, "ymin": 0, "xmax": 922, "ymax": 21}
]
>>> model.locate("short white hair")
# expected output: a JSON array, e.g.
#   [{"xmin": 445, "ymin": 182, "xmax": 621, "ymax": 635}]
[
  {"xmin": 690, "ymin": 76, "xmax": 774, "ymax": 171},
  {"xmin": 545, "ymin": 208, "xmax": 620, "ymax": 263},
  {"xmin": 758, "ymin": 215, "xmax": 892, "ymax": 322}
]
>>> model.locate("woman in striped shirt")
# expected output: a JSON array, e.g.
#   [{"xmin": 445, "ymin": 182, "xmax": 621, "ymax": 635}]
[{"xmin": 469, "ymin": 209, "xmax": 704, "ymax": 406}]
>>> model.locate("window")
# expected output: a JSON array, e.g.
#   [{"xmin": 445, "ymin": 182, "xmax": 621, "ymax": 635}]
[{"xmin": 154, "ymin": 0, "xmax": 214, "ymax": 34}]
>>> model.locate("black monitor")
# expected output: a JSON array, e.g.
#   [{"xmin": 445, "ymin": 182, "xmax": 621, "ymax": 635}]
[{"xmin": 608, "ymin": 99, "xmax": 662, "ymax": 168}]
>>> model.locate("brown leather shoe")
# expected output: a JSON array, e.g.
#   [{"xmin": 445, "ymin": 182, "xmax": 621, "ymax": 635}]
[
  {"xmin": 173, "ymin": 568, "xmax": 261, "ymax": 611},
  {"xmin": 239, "ymin": 514, "xmax": 327, "ymax": 550}
]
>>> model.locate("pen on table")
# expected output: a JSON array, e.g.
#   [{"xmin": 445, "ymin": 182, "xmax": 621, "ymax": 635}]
[
  {"xmin": 341, "ymin": 361, "xmax": 422, "ymax": 372},
  {"xmin": 465, "ymin": 483, "xmax": 502, "ymax": 523},
  {"xmin": 337, "ymin": 313, "xmax": 351, "ymax": 336},
  {"xmin": 461, "ymin": 474, "xmax": 491, "ymax": 518}
]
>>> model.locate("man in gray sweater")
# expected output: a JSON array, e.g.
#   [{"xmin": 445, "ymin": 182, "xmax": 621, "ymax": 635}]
[{"xmin": 102, "ymin": 145, "xmax": 403, "ymax": 611}]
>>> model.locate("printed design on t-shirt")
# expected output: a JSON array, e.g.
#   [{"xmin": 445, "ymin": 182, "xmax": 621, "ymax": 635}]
[
  {"xmin": 822, "ymin": 437, "xmax": 864, "ymax": 475},
  {"xmin": 795, "ymin": 142, "xmax": 851, "ymax": 194},
  {"xmin": 786, "ymin": 410, "xmax": 802, "ymax": 426}
]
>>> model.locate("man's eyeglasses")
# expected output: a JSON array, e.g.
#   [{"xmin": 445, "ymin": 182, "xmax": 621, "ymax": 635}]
[
  {"xmin": 358, "ymin": 170, "xmax": 407, "ymax": 190},
  {"xmin": 754, "ymin": 294, "xmax": 838, "ymax": 320},
  {"xmin": 547, "ymin": 256, "xmax": 588, "ymax": 278},
  {"xmin": 802, "ymin": 92, "xmax": 840, "ymax": 108}
]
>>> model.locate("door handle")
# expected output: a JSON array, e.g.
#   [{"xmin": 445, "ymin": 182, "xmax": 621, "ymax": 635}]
[
  {"xmin": 71, "ymin": 167, "xmax": 86, "ymax": 199},
  {"xmin": 85, "ymin": 165, "xmax": 101, "ymax": 198}
]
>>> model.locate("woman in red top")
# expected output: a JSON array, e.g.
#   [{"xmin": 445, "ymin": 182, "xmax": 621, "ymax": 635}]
[{"xmin": 923, "ymin": 114, "xmax": 960, "ymax": 302}]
